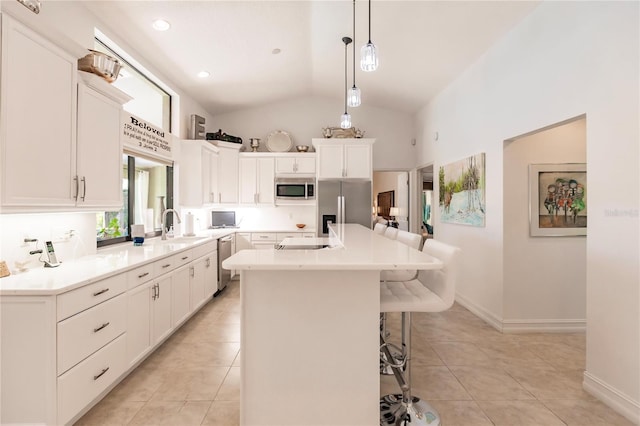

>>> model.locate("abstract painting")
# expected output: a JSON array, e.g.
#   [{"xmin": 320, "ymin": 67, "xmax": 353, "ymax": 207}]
[
  {"xmin": 439, "ymin": 153, "xmax": 486, "ymax": 227},
  {"xmin": 529, "ymin": 163, "xmax": 586, "ymax": 236}
]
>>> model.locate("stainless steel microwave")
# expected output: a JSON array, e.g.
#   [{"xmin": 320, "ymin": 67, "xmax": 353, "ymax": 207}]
[{"xmin": 275, "ymin": 178, "xmax": 315, "ymax": 200}]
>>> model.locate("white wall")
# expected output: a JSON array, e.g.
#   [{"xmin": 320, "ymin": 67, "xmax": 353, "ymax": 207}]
[
  {"xmin": 415, "ymin": 2, "xmax": 639, "ymax": 421},
  {"xmin": 503, "ymin": 118, "xmax": 586, "ymax": 327},
  {"xmin": 211, "ymin": 96, "xmax": 416, "ymax": 171},
  {"xmin": 0, "ymin": 213, "xmax": 96, "ymax": 273}
]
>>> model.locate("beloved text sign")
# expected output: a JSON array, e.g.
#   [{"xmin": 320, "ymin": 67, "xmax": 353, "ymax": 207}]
[{"xmin": 122, "ymin": 112, "xmax": 172, "ymax": 160}]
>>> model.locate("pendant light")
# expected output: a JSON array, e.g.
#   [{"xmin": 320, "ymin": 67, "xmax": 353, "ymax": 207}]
[
  {"xmin": 341, "ymin": 36, "xmax": 352, "ymax": 129},
  {"xmin": 360, "ymin": 0, "xmax": 378, "ymax": 72},
  {"xmin": 347, "ymin": 0, "xmax": 361, "ymax": 107}
]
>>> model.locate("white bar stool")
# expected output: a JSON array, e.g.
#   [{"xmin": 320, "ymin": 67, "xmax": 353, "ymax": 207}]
[
  {"xmin": 374, "ymin": 223, "xmax": 387, "ymax": 235},
  {"xmin": 379, "ymin": 240, "xmax": 461, "ymax": 426}
]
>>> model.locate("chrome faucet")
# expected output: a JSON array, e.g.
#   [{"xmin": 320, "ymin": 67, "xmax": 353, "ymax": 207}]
[{"xmin": 161, "ymin": 209, "xmax": 182, "ymax": 240}]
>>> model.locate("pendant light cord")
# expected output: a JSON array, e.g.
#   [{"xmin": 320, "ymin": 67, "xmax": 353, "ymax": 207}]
[
  {"xmin": 353, "ymin": 0, "xmax": 356, "ymax": 87},
  {"xmin": 344, "ymin": 39, "xmax": 348, "ymax": 113},
  {"xmin": 368, "ymin": 0, "xmax": 372, "ymax": 43}
]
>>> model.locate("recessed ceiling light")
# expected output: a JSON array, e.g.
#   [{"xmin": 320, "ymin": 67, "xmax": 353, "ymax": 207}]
[
  {"xmin": 152, "ymin": 19, "xmax": 171, "ymax": 31},
  {"xmin": 272, "ymin": 48, "xmax": 281, "ymax": 55},
  {"xmin": 197, "ymin": 71, "xmax": 211, "ymax": 78}
]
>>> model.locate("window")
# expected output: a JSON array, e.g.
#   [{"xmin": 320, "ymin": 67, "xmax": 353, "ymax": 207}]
[
  {"xmin": 97, "ymin": 155, "xmax": 173, "ymax": 246},
  {"xmin": 93, "ymin": 39, "xmax": 171, "ymax": 130},
  {"xmin": 94, "ymin": 33, "xmax": 174, "ymax": 247}
]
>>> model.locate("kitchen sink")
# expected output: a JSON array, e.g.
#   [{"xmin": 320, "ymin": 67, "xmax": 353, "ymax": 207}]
[{"xmin": 152, "ymin": 235, "xmax": 210, "ymax": 245}]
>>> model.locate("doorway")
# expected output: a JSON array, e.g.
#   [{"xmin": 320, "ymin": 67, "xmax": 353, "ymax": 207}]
[
  {"xmin": 416, "ymin": 164, "xmax": 434, "ymax": 239},
  {"xmin": 373, "ymin": 171, "xmax": 410, "ymax": 230}
]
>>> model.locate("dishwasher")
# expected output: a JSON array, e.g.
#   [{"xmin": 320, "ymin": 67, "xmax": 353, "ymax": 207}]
[{"xmin": 215, "ymin": 235, "xmax": 233, "ymax": 296}]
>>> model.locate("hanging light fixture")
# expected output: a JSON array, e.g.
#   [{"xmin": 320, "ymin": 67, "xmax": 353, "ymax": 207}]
[
  {"xmin": 347, "ymin": 0, "xmax": 361, "ymax": 107},
  {"xmin": 341, "ymin": 36, "xmax": 352, "ymax": 129},
  {"xmin": 360, "ymin": 0, "xmax": 378, "ymax": 72}
]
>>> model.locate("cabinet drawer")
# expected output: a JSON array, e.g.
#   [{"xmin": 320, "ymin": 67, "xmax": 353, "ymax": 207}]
[
  {"xmin": 193, "ymin": 240, "xmax": 217, "ymax": 259},
  {"xmin": 57, "ymin": 274, "xmax": 126, "ymax": 321},
  {"xmin": 57, "ymin": 293, "xmax": 126, "ymax": 375},
  {"xmin": 276, "ymin": 233, "xmax": 299, "ymax": 242},
  {"xmin": 127, "ymin": 263, "xmax": 155, "ymax": 290},
  {"xmin": 57, "ymin": 334, "xmax": 126, "ymax": 425},
  {"xmin": 174, "ymin": 249, "xmax": 193, "ymax": 269},
  {"xmin": 154, "ymin": 255, "xmax": 176, "ymax": 276},
  {"xmin": 251, "ymin": 232, "xmax": 276, "ymax": 242}
]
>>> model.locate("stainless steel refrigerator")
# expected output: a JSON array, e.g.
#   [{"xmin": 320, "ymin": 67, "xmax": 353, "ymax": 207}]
[{"xmin": 317, "ymin": 180, "xmax": 372, "ymax": 236}]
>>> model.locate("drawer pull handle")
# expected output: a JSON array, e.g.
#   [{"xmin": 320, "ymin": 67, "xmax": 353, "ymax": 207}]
[
  {"xmin": 181, "ymin": 256, "xmax": 189, "ymax": 260},
  {"xmin": 93, "ymin": 322, "xmax": 110, "ymax": 333},
  {"xmin": 138, "ymin": 272, "xmax": 150, "ymax": 278},
  {"xmin": 93, "ymin": 288, "xmax": 109, "ymax": 297},
  {"xmin": 93, "ymin": 367, "xmax": 109, "ymax": 381},
  {"xmin": 260, "ymin": 236, "xmax": 268, "ymax": 238},
  {"xmin": 162, "ymin": 264, "xmax": 171, "ymax": 268}
]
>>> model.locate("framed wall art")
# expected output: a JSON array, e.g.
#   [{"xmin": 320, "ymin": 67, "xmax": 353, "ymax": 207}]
[
  {"xmin": 529, "ymin": 163, "xmax": 587, "ymax": 236},
  {"xmin": 438, "ymin": 152, "xmax": 486, "ymax": 227}
]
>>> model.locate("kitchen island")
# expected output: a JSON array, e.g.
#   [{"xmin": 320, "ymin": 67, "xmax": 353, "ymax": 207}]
[{"xmin": 223, "ymin": 224, "xmax": 443, "ymax": 426}]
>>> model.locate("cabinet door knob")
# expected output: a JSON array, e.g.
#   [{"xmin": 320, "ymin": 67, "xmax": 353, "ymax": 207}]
[
  {"xmin": 81, "ymin": 176, "xmax": 87, "ymax": 201},
  {"xmin": 73, "ymin": 176, "xmax": 79, "ymax": 201},
  {"xmin": 93, "ymin": 288, "xmax": 109, "ymax": 297},
  {"xmin": 93, "ymin": 322, "xmax": 110, "ymax": 333},
  {"xmin": 93, "ymin": 367, "xmax": 110, "ymax": 380},
  {"xmin": 190, "ymin": 266, "xmax": 195, "ymax": 277}
]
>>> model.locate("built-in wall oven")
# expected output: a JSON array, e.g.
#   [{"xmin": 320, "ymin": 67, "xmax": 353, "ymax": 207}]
[
  {"xmin": 275, "ymin": 178, "xmax": 315, "ymax": 201},
  {"xmin": 215, "ymin": 234, "xmax": 233, "ymax": 295}
]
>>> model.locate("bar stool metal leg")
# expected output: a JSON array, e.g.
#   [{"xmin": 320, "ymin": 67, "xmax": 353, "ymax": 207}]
[{"xmin": 380, "ymin": 312, "xmax": 441, "ymax": 426}]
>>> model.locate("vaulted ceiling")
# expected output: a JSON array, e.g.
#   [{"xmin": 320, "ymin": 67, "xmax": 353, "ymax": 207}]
[{"xmin": 84, "ymin": 1, "xmax": 540, "ymax": 116}]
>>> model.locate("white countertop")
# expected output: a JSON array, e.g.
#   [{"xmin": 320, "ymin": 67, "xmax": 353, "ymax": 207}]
[
  {"xmin": 0, "ymin": 229, "xmax": 235, "ymax": 296},
  {"xmin": 223, "ymin": 224, "xmax": 442, "ymax": 271}
]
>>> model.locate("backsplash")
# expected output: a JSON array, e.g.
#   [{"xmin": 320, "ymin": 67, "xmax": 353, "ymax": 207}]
[
  {"xmin": 179, "ymin": 205, "xmax": 317, "ymax": 232},
  {"xmin": 0, "ymin": 212, "xmax": 97, "ymax": 274}
]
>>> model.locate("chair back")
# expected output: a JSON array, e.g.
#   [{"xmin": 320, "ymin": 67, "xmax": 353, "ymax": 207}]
[
  {"xmin": 418, "ymin": 240, "xmax": 461, "ymax": 310},
  {"xmin": 383, "ymin": 227, "xmax": 399, "ymax": 240},
  {"xmin": 396, "ymin": 230, "xmax": 422, "ymax": 250},
  {"xmin": 373, "ymin": 223, "xmax": 387, "ymax": 235}
]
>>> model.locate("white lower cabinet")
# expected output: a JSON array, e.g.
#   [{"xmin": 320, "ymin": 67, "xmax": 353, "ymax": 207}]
[
  {"xmin": 126, "ymin": 280, "xmax": 153, "ymax": 367},
  {"xmin": 57, "ymin": 334, "xmax": 127, "ymax": 425},
  {"xmin": 171, "ymin": 264, "xmax": 191, "ymax": 328},
  {"xmin": 1, "ymin": 241, "xmax": 220, "ymax": 425}
]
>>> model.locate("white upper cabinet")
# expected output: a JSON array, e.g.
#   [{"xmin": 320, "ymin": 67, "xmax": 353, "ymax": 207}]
[
  {"xmin": 217, "ymin": 142, "xmax": 241, "ymax": 204},
  {"xmin": 76, "ymin": 74, "xmax": 130, "ymax": 209},
  {"xmin": 239, "ymin": 155, "xmax": 275, "ymax": 205},
  {"xmin": 275, "ymin": 154, "xmax": 316, "ymax": 176},
  {"xmin": 0, "ymin": 14, "xmax": 77, "ymax": 209},
  {"xmin": 179, "ymin": 140, "xmax": 219, "ymax": 207},
  {"xmin": 0, "ymin": 14, "xmax": 129, "ymax": 211},
  {"xmin": 312, "ymin": 139, "xmax": 375, "ymax": 180}
]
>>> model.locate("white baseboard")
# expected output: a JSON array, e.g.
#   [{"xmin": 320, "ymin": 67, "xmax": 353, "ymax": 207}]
[
  {"xmin": 454, "ymin": 292, "xmax": 503, "ymax": 332},
  {"xmin": 583, "ymin": 371, "xmax": 640, "ymax": 425},
  {"xmin": 455, "ymin": 292, "xmax": 586, "ymax": 333},
  {"xmin": 502, "ymin": 318, "xmax": 586, "ymax": 333}
]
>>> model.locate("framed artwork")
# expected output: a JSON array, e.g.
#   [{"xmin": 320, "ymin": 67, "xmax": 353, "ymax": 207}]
[
  {"xmin": 439, "ymin": 153, "xmax": 486, "ymax": 227},
  {"xmin": 377, "ymin": 190, "xmax": 395, "ymax": 219},
  {"xmin": 529, "ymin": 163, "xmax": 587, "ymax": 237}
]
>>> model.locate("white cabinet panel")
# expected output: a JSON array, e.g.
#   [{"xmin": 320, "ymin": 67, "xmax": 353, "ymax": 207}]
[
  {"xmin": 1, "ymin": 15, "xmax": 77, "ymax": 208},
  {"xmin": 57, "ymin": 294, "xmax": 126, "ymax": 375},
  {"xmin": 171, "ymin": 265, "xmax": 191, "ymax": 328},
  {"xmin": 239, "ymin": 156, "xmax": 274, "ymax": 205},
  {"xmin": 76, "ymin": 82, "xmax": 123, "ymax": 208},
  {"xmin": 316, "ymin": 144, "xmax": 344, "ymax": 179},
  {"xmin": 204, "ymin": 254, "xmax": 218, "ymax": 299},
  {"xmin": 126, "ymin": 280, "xmax": 152, "ymax": 367},
  {"xmin": 57, "ymin": 334, "xmax": 126, "ymax": 425},
  {"xmin": 275, "ymin": 155, "xmax": 316, "ymax": 175},
  {"xmin": 217, "ymin": 144, "xmax": 240, "ymax": 204},
  {"xmin": 180, "ymin": 141, "xmax": 219, "ymax": 207},
  {"xmin": 152, "ymin": 275, "xmax": 172, "ymax": 345},
  {"xmin": 313, "ymin": 139, "xmax": 374, "ymax": 180}
]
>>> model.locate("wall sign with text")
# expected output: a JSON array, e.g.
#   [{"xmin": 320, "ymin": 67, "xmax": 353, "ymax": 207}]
[{"xmin": 122, "ymin": 112, "xmax": 173, "ymax": 160}]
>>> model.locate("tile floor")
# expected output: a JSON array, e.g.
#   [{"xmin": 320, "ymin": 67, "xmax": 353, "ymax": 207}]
[{"xmin": 76, "ymin": 279, "xmax": 633, "ymax": 426}]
